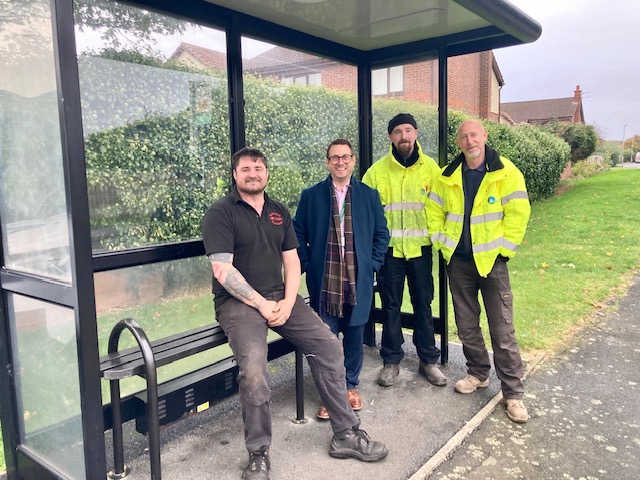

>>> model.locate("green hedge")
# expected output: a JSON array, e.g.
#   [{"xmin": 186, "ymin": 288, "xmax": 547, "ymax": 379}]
[{"xmin": 75, "ymin": 56, "xmax": 570, "ymax": 249}]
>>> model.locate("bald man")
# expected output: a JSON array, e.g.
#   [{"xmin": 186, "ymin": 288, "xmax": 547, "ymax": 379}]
[{"xmin": 426, "ymin": 120, "xmax": 531, "ymax": 423}]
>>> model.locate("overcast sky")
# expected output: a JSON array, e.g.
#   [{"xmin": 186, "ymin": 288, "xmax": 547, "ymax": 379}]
[{"xmin": 493, "ymin": 0, "xmax": 640, "ymax": 141}]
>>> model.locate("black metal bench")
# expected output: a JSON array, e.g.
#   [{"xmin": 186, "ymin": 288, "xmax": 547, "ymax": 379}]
[{"xmin": 100, "ymin": 318, "xmax": 305, "ymax": 480}]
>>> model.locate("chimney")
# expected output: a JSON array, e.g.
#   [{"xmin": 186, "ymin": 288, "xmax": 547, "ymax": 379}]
[{"xmin": 574, "ymin": 85, "xmax": 582, "ymax": 100}]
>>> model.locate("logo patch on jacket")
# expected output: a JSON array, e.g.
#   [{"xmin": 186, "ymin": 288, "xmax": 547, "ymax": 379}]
[
  {"xmin": 488, "ymin": 196, "xmax": 496, "ymax": 204},
  {"xmin": 269, "ymin": 212, "xmax": 283, "ymax": 225}
]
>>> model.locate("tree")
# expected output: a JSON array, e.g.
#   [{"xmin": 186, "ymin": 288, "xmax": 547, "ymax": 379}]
[
  {"xmin": 1, "ymin": 0, "xmax": 187, "ymax": 66},
  {"xmin": 543, "ymin": 121, "xmax": 597, "ymax": 162}
]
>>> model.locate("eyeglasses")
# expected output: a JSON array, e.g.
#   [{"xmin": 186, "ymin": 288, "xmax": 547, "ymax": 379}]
[{"xmin": 328, "ymin": 154, "xmax": 354, "ymax": 165}]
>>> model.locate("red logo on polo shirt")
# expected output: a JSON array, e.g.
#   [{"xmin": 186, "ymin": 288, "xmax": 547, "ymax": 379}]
[{"xmin": 269, "ymin": 212, "xmax": 283, "ymax": 225}]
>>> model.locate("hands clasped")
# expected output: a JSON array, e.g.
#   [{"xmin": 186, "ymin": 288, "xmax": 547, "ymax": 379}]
[{"xmin": 259, "ymin": 299, "xmax": 294, "ymax": 327}]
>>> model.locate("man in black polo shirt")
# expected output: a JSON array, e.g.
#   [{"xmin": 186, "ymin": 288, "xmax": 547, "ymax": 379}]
[{"xmin": 201, "ymin": 147, "xmax": 388, "ymax": 480}]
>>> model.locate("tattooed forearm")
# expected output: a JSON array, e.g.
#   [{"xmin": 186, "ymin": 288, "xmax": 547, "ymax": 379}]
[
  {"xmin": 225, "ymin": 269, "xmax": 263, "ymax": 306},
  {"xmin": 209, "ymin": 252, "xmax": 266, "ymax": 309}
]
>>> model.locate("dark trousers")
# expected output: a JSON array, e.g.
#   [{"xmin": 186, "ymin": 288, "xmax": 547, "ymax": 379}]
[
  {"xmin": 216, "ymin": 292, "xmax": 360, "ymax": 453},
  {"xmin": 377, "ymin": 246, "xmax": 440, "ymax": 365},
  {"xmin": 321, "ymin": 304, "xmax": 365, "ymax": 390},
  {"xmin": 447, "ymin": 256, "xmax": 524, "ymax": 399}
]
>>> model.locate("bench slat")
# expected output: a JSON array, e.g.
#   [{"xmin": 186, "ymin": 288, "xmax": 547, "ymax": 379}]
[
  {"xmin": 102, "ymin": 329, "xmax": 228, "ymax": 380},
  {"xmin": 101, "ymin": 324, "xmax": 223, "ymax": 368}
]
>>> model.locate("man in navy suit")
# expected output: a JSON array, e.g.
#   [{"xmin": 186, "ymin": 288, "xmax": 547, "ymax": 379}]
[{"xmin": 294, "ymin": 138, "xmax": 389, "ymax": 419}]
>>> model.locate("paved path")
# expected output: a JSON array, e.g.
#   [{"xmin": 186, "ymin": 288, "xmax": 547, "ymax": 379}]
[{"xmin": 425, "ymin": 277, "xmax": 640, "ymax": 480}]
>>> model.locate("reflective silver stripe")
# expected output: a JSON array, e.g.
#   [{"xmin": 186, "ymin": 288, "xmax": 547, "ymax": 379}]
[
  {"xmin": 428, "ymin": 191, "xmax": 444, "ymax": 206},
  {"xmin": 389, "ymin": 228, "xmax": 429, "ymax": 238},
  {"xmin": 432, "ymin": 232, "xmax": 457, "ymax": 249},
  {"xmin": 384, "ymin": 202, "xmax": 424, "ymax": 212},
  {"xmin": 470, "ymin": 211, "xmax": 504, "ymax": 224},
  {"xmin": 503, "ymin": 238, "xmax": 519, "ymax": 252},
  {"xmin": 472, "ymin": 237, "xmax": 520, "ymax": 254},
  {"xmin": 472, "ymin": 237, "xmax": 503, "ymax": 253},
  {"xmin": 501, "ymin": 190, "xmax": 529, "ymax": 205},
  {"xmin": 445, "ymin": 213, "xmax": 463, "ymax": 223}
]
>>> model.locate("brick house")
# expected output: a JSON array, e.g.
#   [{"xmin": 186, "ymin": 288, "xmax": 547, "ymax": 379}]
[
  {"xmin": 168, "ymin": 42, "xmax": 227, "ymax": 70},
  {"xmin": 500, "ymin": 85, "xmax": 585, "ymax": 125},
  {"xmin": 170, "ymin": 42, "xmax": 505, "ymax": 122}
]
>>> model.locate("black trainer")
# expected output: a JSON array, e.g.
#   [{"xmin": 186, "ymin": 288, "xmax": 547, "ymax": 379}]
[
  {"xmin": 242, "ymin": 451, "xmax": 270, "ymax": 480},
  {"xmin": 329, "ymin": 428, "xmax": 389, "ymax": 462}
]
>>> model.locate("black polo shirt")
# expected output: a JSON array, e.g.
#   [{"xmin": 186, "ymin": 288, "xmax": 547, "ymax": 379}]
[{"xmin": 201, "ymin": 187, "xmax": 299, "ymax": 309}]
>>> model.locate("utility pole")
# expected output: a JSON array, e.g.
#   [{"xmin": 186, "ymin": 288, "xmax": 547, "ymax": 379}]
[{"xmin": 622, "ymin": 124, "xmax": 627, "ymax": 165}]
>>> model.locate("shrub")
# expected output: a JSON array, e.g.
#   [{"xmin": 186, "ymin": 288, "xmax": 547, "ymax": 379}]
[{"xmin": 571, "ymin": 158, "xmax": 609, "ymax": 178}]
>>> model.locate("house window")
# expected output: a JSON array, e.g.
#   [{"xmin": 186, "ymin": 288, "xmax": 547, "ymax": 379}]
[
  {"xmin": 372, "ymin": 66, "xmax": 404, "ymax": 95},
  {"xmin": 282, "ymin": 72, "xmax": 322, "ymax": 86}
]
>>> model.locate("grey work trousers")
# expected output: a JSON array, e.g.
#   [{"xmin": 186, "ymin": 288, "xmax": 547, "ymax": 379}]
[
  {"xmin": 215, "ymin": 292, "xmax": 360, "ymax": 453},
  {"xmin": 447, "ymin": 256, "xmax": 525, "ymax": 399}
]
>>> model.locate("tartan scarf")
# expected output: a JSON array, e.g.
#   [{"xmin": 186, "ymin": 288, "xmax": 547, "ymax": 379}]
[{"xmin": 321, "ymin": 184, "xmax": 357, "ymax": 317}]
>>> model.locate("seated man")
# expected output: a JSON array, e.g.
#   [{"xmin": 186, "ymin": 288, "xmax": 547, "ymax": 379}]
[{"xmin": 201, "ymin": 147, "xmax": 389, "ymax": 480}]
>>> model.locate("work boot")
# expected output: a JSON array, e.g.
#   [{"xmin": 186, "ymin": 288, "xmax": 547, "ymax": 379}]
[
  {"xmin": 505, "ymin": 398, "xmax": 529, "ymax": 423},
  {"xmin": 418, "ymin": 361, "xmax": 447, "ymax": 386},
  {"xmin": 377, "ymin": 364, "xmax": 399, "ymax": 387},
  {"xmin": 454, "ymin": 375, "xmax": 489, "ymax": 394},
  {"xmin": 347, "ymin": 389, "xmax": 363, "ymax": 411},
  {"xmin": 329, "ymin": 428, "xmax": 389, "ymax": 462},
  {"xmin": 242, "ymin": 451, "xmax": 270, "ymax": 480}
]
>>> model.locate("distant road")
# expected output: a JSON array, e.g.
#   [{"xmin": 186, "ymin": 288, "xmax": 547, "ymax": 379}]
[{"xmin": 620, "ymin": 162, "xmax": 640, "ymax": 168}]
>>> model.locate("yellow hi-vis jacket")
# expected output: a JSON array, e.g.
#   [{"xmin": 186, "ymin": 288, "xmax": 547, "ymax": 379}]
[
  {"xmin": 362, "ymin": 141, "xmax": 440, "ymax": 259},
  {"xmin": 426, "ymin": 149, "xmax": 531, "ymax": 277}
]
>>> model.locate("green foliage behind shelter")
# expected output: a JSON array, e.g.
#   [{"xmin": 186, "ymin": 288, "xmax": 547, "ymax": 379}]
[{"xmin": 68, "ymin": 54, "xmax": 570, "ymax": 250}]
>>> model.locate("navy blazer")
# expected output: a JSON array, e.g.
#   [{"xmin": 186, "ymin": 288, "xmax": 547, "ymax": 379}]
[{"xmin": 293, "ymin": 175, "xmax": 389, "ymax": 326}]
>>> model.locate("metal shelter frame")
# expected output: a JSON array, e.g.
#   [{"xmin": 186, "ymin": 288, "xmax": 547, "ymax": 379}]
[{"xmin": 0, "ymin": 1, "xmax": 541, "ymax": 478}]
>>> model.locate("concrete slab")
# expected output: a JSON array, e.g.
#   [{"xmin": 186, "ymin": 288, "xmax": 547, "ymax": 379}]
[{"xmin": 113, "ymin": 337, "xmax": 505, "ymax": 480}]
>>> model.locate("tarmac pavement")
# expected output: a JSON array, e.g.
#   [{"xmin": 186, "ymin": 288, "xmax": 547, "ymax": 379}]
[{"xmin": 424, "ymin": 277, "xmax": 640, "ymax": 480}]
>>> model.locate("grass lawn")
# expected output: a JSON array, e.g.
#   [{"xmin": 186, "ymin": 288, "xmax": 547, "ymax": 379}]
[
  {"xmin": 1, "ymin": 167, "xmax": 639, "ymax": 474},
  {"xmin": 395, "ymin": 168, "xmax": 640, "ymax": 359},
  {"xmin": 506, "ymin": 167, "xmax": 640, "ymax": 355}
]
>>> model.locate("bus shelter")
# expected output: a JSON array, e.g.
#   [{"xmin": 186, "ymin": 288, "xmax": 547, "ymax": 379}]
[{"xmin": 0, "ymin": 1, "xmax": 540, "ymax": 478}]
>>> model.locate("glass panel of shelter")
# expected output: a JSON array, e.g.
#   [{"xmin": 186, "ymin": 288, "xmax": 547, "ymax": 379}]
[
  {"xmin": 74, "ymin": 4, "xmax": 231, "ymax": 253},
  {"xmin": 0, "ymin": 0, "xmax": 72, "ymax": 283},
  {"xmin": 0, "ymin": 0, "xmax": 83, "ymax": 474},
  {"xmin": 73, "ymin": 0, "xmax": 235, "ymax": 400},
  {"xmin": 242, "ymin": 36, "xmax": 359, "ymax": 215},
  {"xmin": 7, "ymin": 294, "xmax": 85, "ymax": 477},
  {"xmin": 371, "ymin": 59, "xmax": 441, "ymax": 316}
]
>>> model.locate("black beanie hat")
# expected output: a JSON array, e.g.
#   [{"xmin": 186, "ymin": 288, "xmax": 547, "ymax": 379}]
[{"xmin": 388, "ymin": 113, "xmax": 418, "ymax": 134}]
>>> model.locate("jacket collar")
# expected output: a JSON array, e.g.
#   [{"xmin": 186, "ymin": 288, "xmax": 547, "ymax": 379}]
[
  {"xmin": 322, "ymin": 174, "xmax": 356, "ymax": 188},
  {"xmin": 391, "ymin": 141, "xmax": 420, "ymax": 168},
  {"xmin": 442, "ymin": 145, "xmax": 504, "ymax": 177}
]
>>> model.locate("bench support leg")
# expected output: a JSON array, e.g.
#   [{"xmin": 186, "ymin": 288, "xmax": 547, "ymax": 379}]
[
  {"xmin": 292, "ymin": 350, "xmax": 307, "ymax": 424},
  {"xmin": 108, "ymin": 379, "xmax": 130, "ymax": 479},
  {"xmin": 145, "ymin": 361, "xmax": 161, "ymax": 480},
  {"xmin": 107, "ymin": 318, "xmax": 162, "ymax": 480}
]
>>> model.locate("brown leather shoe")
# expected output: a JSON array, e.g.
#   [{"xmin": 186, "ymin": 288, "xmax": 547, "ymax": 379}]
[
  {"xmin": 316, "ymin": 404, "xmax": 330, "ymax": 420},
  {"xmin": 348, "ymin": 389, "xmax": 363, "ymax": 411}
]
